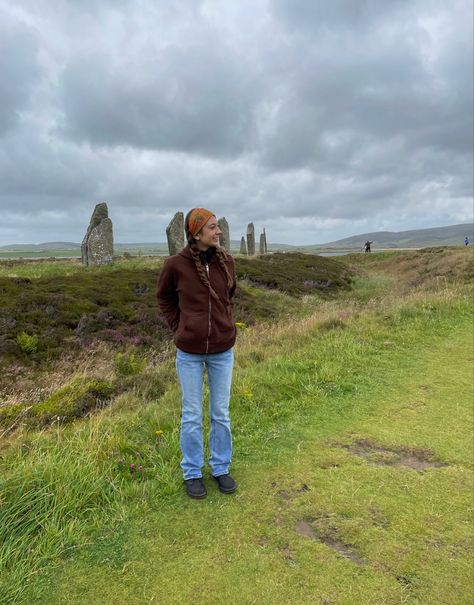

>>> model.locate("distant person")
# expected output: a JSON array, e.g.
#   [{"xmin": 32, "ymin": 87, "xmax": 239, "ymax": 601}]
[
  {"xmin": 364, "ymin": 240, "xmax": 373, "ymax": 253},
  {"xmin": 464, "ymin": 236, "xmax": 469, "ymax": 246},
  {"xmin": 156, "ymin": 208, "xmax": 238, "ymax": 500}
]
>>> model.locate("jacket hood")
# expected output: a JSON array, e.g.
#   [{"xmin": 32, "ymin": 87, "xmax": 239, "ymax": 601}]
[{"xmin": 178, "ymin": 245, "xmax": 193, "ymax": 260}]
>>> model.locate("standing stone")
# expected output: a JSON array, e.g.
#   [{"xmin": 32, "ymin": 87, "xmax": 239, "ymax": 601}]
[
  {"xmin": 246, "ymin": 222, "xmax": 255, "ymax": 256},
  {"xmin": 240, "ymin": 236, "xmax": 248, "ymax": 255},
  {"xmin": 259, "ymin": 233, "xmax": 265, "ymax": 255},
  {"xmin": 218, "ymin": 217, "xmax": 230, "ymax": 251},
  {"xmin": 81, "ymin": 202, "xmax": 114, "ymax": 266},
  {"xmin": 263, "ymin": 228, "xmax": 268, "ymax": 254},
  {"xmin": 166, "ymin": 212, "xmax": 185, "ymax": 256}
]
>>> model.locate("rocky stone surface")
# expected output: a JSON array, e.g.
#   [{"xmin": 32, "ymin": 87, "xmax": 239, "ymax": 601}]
[
  {"xmin": 166, "ymin": 212, "xmax": 185, "ymax": 256},
  {"xmin": 81, "ymin": 202, "xmax": 114, "ymax": 266},
  {"xmin": 246, "ymin": 222, "xmax": 255, "ymax": 256},
  {"xmin": 240, "ymin": 236, "xmax": 248, "ymax": 255},
  {"xmin": 218, "ymin": 217, "xmax": 230, "ymax": 251}
]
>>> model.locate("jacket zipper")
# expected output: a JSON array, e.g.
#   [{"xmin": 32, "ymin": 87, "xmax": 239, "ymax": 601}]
[{"xmin": 205, "ymin": 263, "xmax": 211, "ymax": 354}]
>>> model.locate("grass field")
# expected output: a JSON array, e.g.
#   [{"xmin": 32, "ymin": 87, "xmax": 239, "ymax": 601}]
[{"xmin": 0, "ymin": 247, "xmax": 472, "ymax": 605}]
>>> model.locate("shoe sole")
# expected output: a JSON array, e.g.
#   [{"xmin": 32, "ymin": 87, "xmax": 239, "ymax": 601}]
[{"xmin": 186, "ymin": 492, "xmax": 207, "ymax": 499}]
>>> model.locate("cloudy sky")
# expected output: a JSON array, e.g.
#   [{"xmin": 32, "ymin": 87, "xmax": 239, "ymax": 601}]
[{"xmin": 0, "ymin": 0, "xmax": 472, "ymax": 246}]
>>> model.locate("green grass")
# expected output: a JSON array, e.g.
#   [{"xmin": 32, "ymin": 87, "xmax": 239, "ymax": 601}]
[{"xmin": 0, "ymin": 270, "xmax": 472, "ymax": 604}]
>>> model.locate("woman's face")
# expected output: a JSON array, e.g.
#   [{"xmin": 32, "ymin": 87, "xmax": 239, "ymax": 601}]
[{"xmin": 195, "ymin": 216, "xmax": 222, "ymax": 249}]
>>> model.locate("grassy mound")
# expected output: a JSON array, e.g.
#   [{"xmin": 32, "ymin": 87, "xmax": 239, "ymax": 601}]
[
  {"xmin": 236, "ymin": 252, "xmax": 352, "ymax": 295},
  {"xmin": 345, "ymin": 246, "xmax": 473, "ymax": 287}
]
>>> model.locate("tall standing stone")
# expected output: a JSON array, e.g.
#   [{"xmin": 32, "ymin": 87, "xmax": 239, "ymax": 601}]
[
  {"xmin": 246, "ymin": 222, "xmax": 255, "ymax": 256},
  {"xmin": 166, "ymin": 212, "xmax": 185, "ymax": 256},
  {"xmin": 218, "ymin": 217, "xmax": 230, "ymax": 251},
  {"xmin": 81, "ymin": 202, "xmax": 114, "ymax": 266},
  {"xmin": 259, "ymin": 233, "xmax": 265, "ymax": 255},
  {"xmin": 263, "ymin": 228, "xmax": 268, "ymax": 254},
  {"xmin": 240, "ymin": 236, "xmax": 248, "ymax": 255}
]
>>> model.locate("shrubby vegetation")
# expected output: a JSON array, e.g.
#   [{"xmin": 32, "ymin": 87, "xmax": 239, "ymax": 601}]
[{"xmin": 0, "ymin": 253, "xmax": 354, "ymax": 406}]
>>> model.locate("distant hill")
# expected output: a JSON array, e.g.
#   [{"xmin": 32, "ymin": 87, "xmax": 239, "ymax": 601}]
[
  {"xmin": 0, "ymin": 242, "xmax": 80, "ymax": 251},
  {"xmin": 306, "ymin": 223, "xmax": 473, "ymax": 250}
]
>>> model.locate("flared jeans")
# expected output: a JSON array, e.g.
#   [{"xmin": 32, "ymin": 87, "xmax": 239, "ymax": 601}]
[{"xmin": 176, "ymin": 347, "xmax": 234, "ymax": 480}]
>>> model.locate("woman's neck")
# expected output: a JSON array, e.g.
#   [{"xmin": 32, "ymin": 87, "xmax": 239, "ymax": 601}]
[{"xmin": 199, "ymin": 246, "xmax": 216, "ymax": 264}]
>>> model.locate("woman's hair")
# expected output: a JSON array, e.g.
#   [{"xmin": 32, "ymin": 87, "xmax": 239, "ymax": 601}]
[{"xmin": 184, "ymin": 209, "xmax": 234, "ymax": 300}]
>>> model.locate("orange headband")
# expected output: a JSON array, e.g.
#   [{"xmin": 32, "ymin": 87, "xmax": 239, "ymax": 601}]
[{"xmin": 188, "ymin": 208, "xmax": 215, "ymax": 237}]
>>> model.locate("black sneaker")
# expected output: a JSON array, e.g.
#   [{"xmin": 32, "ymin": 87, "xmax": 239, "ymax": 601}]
[
  {"xmin": 212, "ymin": 474, "xmax": 237, "ymax": 494},
  {"xmin": 184, "ymin": 478, "xmax": 207, "ymax": 499}
]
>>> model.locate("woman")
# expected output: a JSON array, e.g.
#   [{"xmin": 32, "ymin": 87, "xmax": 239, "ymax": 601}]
[{"xmin": 156, "ymin": 208, "xmax": 237, "ymax": 499}]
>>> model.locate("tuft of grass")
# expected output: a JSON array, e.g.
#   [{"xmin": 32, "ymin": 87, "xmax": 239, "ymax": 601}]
[
  {"xmin": 114, "ymin": 352, "xmax": 147, "ymax": 377},
  {"xmin": 0, "ymin": 420, "xmax": 128, "ymax": 605},
  {"xmin": 0, "ymin": 378, "xmax": 114, "ymax": 433},
  {"xmin": 16, "ymin": 332, "xmax": 39, "ymax": 354}
]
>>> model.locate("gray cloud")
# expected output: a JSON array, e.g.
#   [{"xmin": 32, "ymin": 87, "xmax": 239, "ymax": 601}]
[
  {"xmin": 58, "ymin": 40, "xmax": 261, "ymax": 156},
  {"xmin": 0, "ymin": 0, "xmax": 472, "ymax": 245},
  {"xmin": 271, "ymin": 0, "xmax": 415, "ymax": 31},
  {"xmin": 0, "ymin": 9, "xmax": 42, "ymax": 135}
]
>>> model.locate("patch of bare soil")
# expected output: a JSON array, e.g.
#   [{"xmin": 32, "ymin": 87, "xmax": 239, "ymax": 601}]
[
  {"xmin": 278, "ymin": 545, "xmax": 297, "ymax": 566},
  {"xmin": 271, "ymin": 481, "xmax": 310, "ymax": 502},
  {"xmin": 341, "ymin": 439, "xmax": 447, "ymax": 472},
  {"xmin": 294, "ymin": 520, "xmax": 365, "ymax": 565}
]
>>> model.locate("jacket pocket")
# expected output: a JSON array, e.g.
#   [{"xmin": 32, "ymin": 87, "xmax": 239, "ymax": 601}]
[
  {"xmin": 211, "ymin": 306, "xmax": 236, "ymax": 345},
  {"xmin": 176, "ymin": 311, "xmax": 208, "ymax": 343}
]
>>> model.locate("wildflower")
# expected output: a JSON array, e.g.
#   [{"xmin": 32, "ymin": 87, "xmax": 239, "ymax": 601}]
[
  {"xmin": 155, "ymin": 430, "xmax": 164, "ymax": 438},
  {"xmin": 130, "ymin": 463, "xmax": 136, "ymax": 473},
  {"xmin": 138, "ymin": 465, "xmax": 143, "ymax": 472},
  {"xmin": 235, "ymin": 322, "xmax": 248, "ymax": 331},
  {"xmin": 117, "ymin": 459, "xmax": 124, "ymax": 465}
]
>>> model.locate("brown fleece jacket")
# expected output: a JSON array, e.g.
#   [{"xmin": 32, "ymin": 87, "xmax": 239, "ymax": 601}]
[{"xmin": 156, "ymin": 245, "xmax": 237, "ymax": 354}]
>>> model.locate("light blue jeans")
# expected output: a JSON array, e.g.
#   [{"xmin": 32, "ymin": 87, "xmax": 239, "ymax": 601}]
[{"xmin": 176, "ymin": 347, "xmax": 234, "ymax": 480}]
